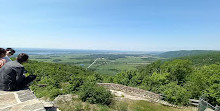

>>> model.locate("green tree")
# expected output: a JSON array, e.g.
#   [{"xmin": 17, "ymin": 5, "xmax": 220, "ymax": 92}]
[
  {"xmin": 114, "ymin": 71, "xmax": 136, "ymax": 85},
  {"xmin": 160, "ymin": 82, "xmax": 190, "ymax": 105},
  {"xmin": 161, "ymin": 59, "xmax": 192, "ymax": 84},
  {"xmin": 148, "ymin": 72, "xmax": 170, "ymax": 93},
  {"xmin": 138, "ymin": 60, "xmax": 162, "ymax": 76},
  {"xmin": 187, "ymin": 63, "xmax": 220, "ymax": 106}
]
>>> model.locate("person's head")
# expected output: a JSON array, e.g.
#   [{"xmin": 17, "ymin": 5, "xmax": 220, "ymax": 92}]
[
  {"xmin": 16, "ymin": 53, "xmax": 29, "ymax": 63},
  {"xmin": 6, "ymin": 48, "xmax": 15, "ymax": 57},
  {"xmin": 0, "ymin": 48, "xmax": 6, "ymax": 58}
]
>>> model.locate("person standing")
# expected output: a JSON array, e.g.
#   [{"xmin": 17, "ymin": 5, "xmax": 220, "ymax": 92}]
[
  {"xmin": 0, "ymin": 48, "xmax": 6, "ymax": 68},
  {"xmin": 0, "ymin": 53, "xmax": 36, "ymax": 91},
  {"xmin": 3, "ymin": 48, "xmax": 15, "ymax": 63}
]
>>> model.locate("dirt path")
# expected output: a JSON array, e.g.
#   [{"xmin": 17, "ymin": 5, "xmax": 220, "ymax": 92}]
[{"xmin": 87, "ymin": 58, "xmax": 100, "ymax": 68}]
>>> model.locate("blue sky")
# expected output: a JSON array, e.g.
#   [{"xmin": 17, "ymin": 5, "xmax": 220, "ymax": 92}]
[{"xmin": 0, "ymin": 0, "xmax": 220, "ymax": 51}]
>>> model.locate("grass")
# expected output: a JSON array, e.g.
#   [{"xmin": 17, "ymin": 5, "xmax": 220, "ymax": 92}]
[
  {"xmin": 56, "ymin": 97, "xmax": 195, "ymax": 111},
  {"xmin": 30, "ymin": 54, "xmax": 159, "ymax": 75},
  {"xmin": 128, "ymin": 100, "xmax": 193, "ymax": 111}
]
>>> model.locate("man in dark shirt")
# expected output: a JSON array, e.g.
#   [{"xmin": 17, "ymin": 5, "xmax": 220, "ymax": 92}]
[{"xmin": 0, "ymin": 53, "xmax": 36, "ymax": 91}]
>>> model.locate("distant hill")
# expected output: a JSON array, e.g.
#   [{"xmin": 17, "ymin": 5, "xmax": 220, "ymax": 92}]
[
  {"xmin": 158, "ymin": 50, "xmax": 219, "ymax": 58},
  {"xmin": 177, "ymin": 51, "xmax": 220, "ymax": 65}
]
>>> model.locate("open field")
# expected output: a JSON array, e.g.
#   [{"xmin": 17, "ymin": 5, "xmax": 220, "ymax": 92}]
[{"xmin": 29, "ymin": 53, "xmax": 160, "ymax": 75}]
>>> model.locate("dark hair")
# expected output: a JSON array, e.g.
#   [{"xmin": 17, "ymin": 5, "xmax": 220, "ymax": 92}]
[
  {"xmin": 17, "ymin": 53, "xmax": 29, "ymax": 63},
  {"xmin": 6, "ymin": 48, "xmax": 15, "ymax": 53},
  {"xmin": 0, "ymin": 48, "xmax": 6, "ymax": 56}
]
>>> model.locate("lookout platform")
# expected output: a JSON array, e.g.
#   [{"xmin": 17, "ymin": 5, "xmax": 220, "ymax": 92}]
[{"xmin": 0, "ymin": 89, "xmax": 45, "ymax": 111}]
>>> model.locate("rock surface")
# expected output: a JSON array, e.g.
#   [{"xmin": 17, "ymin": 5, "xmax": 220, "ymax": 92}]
[
  {"xmin": 0, "ymin": 89, "xmax": 45, "ymax": 111},
  {"xmin": 54, "ymin": 94, "xmax": 74, "ymax": 104}
]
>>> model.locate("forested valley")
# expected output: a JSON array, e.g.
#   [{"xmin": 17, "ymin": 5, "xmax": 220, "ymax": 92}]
[{"xmin": 22, "ymin": 50, "xmax": 220, "ymax": 110}]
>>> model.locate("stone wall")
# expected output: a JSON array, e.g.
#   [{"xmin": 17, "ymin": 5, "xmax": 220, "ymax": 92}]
[
  {"xmin": 97, "ymin": 83, "xmax": 160, "ymax": 102},
  {"xmin": 97, "ymin": 83, "xmax": 187, "ymax": 108}
]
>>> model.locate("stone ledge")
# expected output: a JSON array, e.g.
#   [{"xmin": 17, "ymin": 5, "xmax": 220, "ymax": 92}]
[{"xmin": 0, "ymin": 89, "xmax": 46, "ymax": 111}]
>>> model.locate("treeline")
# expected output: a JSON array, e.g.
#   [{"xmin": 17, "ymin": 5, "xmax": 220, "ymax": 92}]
[
  {"xmin": 111, "ymin": 59, "xmax": 220, "ymax": 106},
  {"xmin": 158, "ymin": 50, "xmax": 218, "ymax": 58},
  {"xmin": 177, "ymin": 51, "xmax": 220, "ymax": 66},
  {"xmin": 24, "ymin": 61, "xmax": 112, "ymax": 105},
  {"xmin": 82, "ymin": 54, "xmax": 141, "ymax": 60}
]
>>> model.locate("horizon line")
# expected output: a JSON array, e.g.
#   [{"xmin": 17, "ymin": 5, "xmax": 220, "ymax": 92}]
[{"xmin": 6, "ymin": 47, "xmax": 220, "ymax": 52}]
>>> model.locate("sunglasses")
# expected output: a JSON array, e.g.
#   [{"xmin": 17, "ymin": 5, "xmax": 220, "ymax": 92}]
[{"xmin": 9, "ymin": 52, "xmax": 14, "ymax": 55}]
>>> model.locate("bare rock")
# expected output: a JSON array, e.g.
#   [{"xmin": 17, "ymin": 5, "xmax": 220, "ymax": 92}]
[{"xmin": 54, "ymin": 94, "xmax": 75, "ymax": 103}]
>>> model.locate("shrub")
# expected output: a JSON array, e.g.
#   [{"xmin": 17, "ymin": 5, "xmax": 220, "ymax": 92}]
[
  {"xmin": 79, "ymin": 83, "xmax": 112, "ymax": 105},
  {"xmin": 160, "ymin": 82, "xmax": 190, "ymax": 105},
  {"xmin": 65, "ymin": 77, "xmax": 84, "ymax": 93},
  {"xmin": 33, "ymin": 85, "xmax": 62, "ymax": 100}
]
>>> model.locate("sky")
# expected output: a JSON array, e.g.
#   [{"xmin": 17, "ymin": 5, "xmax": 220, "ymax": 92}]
[{"xmin": 0, "ymin": 0, "xmax": 220, "ymax": 51}]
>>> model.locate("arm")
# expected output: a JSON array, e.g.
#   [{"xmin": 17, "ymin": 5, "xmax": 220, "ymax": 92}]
[
  {"xmin": 15, "ymin": 67, "xmax": 25, "ymax": 84},
  {"xmin": 0, "ymin": 59, "xmax": 6, "ymax": 68}
]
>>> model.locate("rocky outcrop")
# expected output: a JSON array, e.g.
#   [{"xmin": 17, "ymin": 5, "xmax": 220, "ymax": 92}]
[{"xmin": 54, "ymin": 94, "xmax": 75, "ymax": 104}]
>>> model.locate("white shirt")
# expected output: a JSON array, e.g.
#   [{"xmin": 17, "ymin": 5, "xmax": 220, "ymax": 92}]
[{"xmin": 3, "ymin": 56, "xmax": 12, "ymax": 63}]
